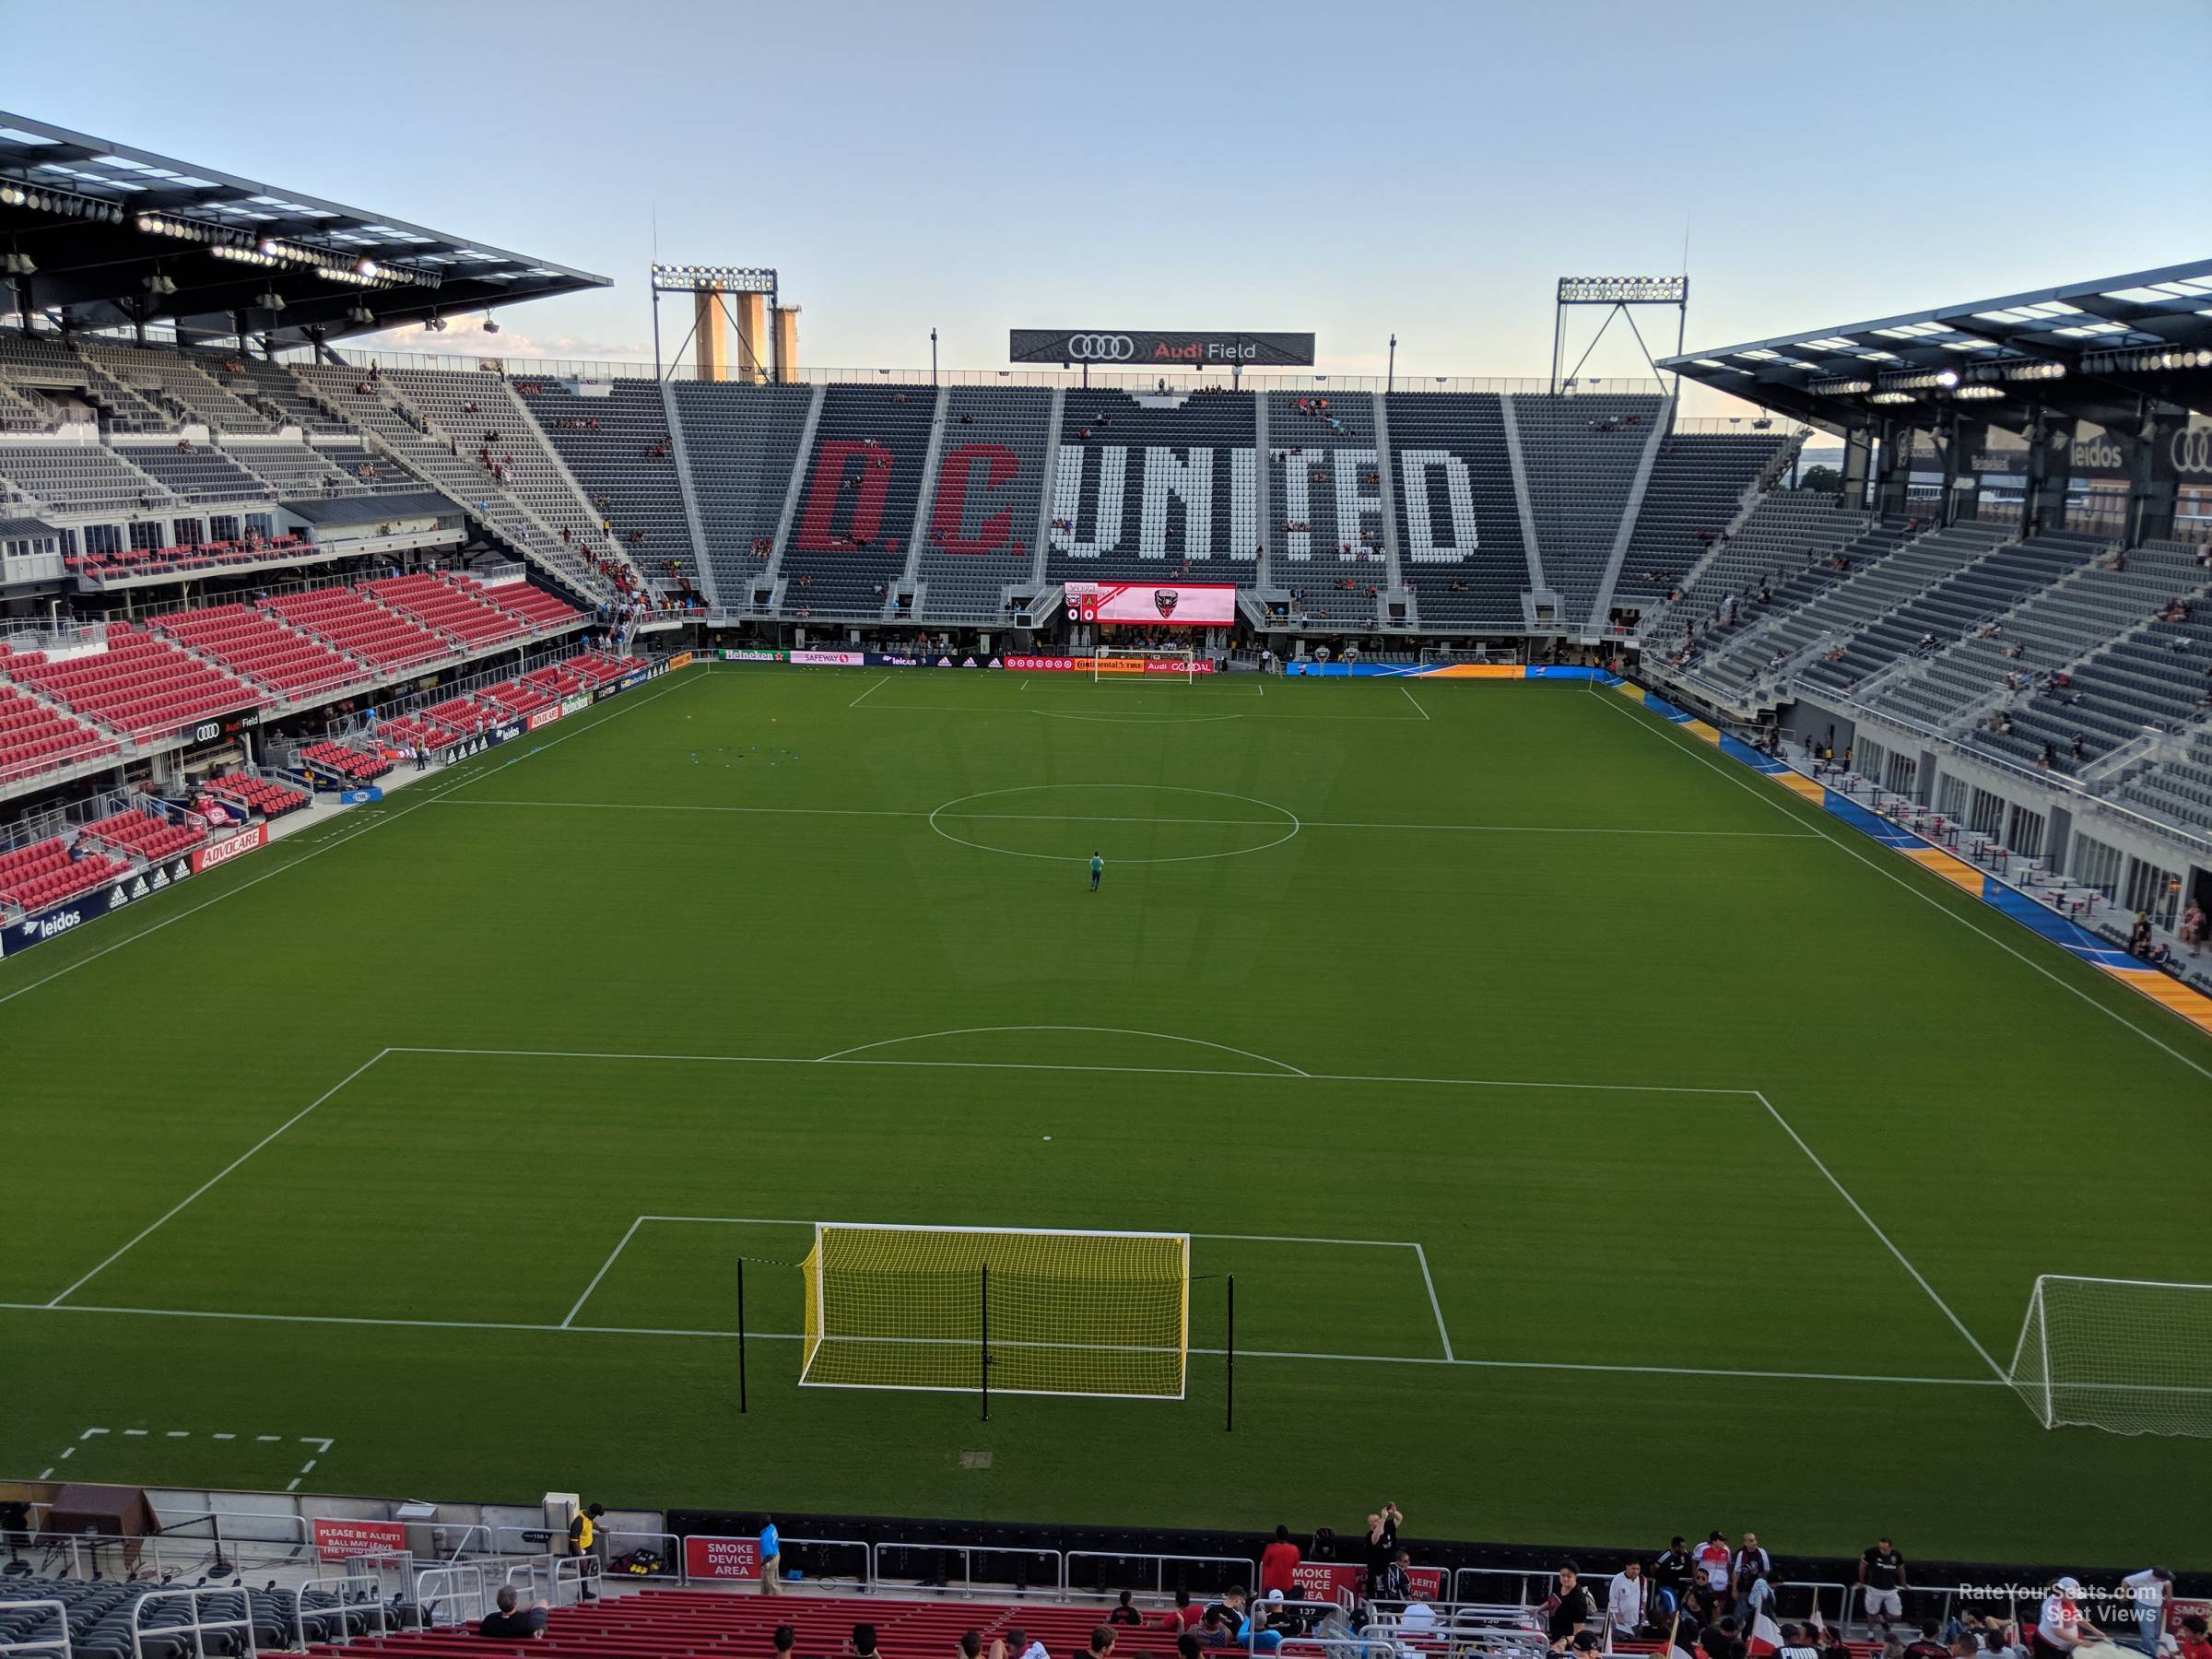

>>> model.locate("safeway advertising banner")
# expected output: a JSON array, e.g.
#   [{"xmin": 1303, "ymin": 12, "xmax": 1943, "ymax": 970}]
[
  {"xmin": 791, "ymin": 649, "xmax": 866, "ymax": 666},
  {"xmin": 313, "ymin": 1518, "xmax": 408, "ymax": 1562},
  {"xmin": 1065, "ymin": 582, "xmax": 1236, "ymax": 628},
  {"xmin": 682, "ymin": 1535, "xmax": 761, "ymax": 1581},
  {"xmin": 191, "ymin": 822, "xmax": 268, "ymax": 876}
]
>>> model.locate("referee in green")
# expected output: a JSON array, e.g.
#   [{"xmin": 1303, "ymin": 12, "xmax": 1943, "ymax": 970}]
[{"xmin": 1089, "ymin": 851, "xmax": 1104, "ymax": 892}]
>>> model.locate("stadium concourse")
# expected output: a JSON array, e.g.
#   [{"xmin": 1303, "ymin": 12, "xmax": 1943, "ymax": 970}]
[{"xmin": 7, "ymin": 107, "xmax": 2212, "ymax": 1635}]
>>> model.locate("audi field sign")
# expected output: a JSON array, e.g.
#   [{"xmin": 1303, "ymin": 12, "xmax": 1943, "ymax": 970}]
[{"xmin": 1010, "ymin": 329, "xmax": 1315, "ymax": 368}]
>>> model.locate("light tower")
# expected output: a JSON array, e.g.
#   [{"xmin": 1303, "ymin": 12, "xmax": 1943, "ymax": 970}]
[{"xmin": 651, "ymin": 264, "xmax": 782, "ymax": 382}]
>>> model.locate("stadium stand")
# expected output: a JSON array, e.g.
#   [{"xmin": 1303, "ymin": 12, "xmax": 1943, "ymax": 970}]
[
  {"xmin": 915, "ymin": 387, "xmax": 1053, "ymax": 621},
  {"xmin": 0, "ymin": 441, "xmax": 177, "ymax": 514},
  {"xmin": 215, "ymin": 355, "xmax": 356, "ymax": 435},
  {"xmin": 0, "ymin": 836, "xmax": 129, "ymax": 914},
  {"xmin": 116, "ymin": 441, "xmax": 277, "ymax": 503},
  {"xmin": 264, "ymin": 585, "xmax": 452, "ymax": 671},
  {"xmin": 206, "ymin": 769, "xmax": 311, "ymax": 818},
  {"xmin": 363, "ymin": 571, "xmax": 534, "ymax": 649},
  {"xmin": 1050, "ymin": 389, "xmax": 1259, "ymax": 581},
  {"xmin": 4, "ymin": 628, "xmax": 262, "ymax": 740},
  {"xmin": 1644, "ymin": 488, "xmax": 1870, "ymax": 645},
  {"xmin": 1676, "ymin": 518, "xmax": 1920, "ymax": 690},
  {"xmin": 154, "ymin": 601, "xmax": 365, "ymax": 700},
  {"xmin": 1969, "ymin": 599, "xmax": 2212, "ymax": 776},
  {"xmin": 480, "ymin": 575, "xmax": 584, "ymax": 631},
  {"xmin": 219, "ymin": 440, "xmax": 379, "ymax": 498},
  {"xmin": 78, "ymin": 340, "xmax": 277, "ymax": 433},
  {"xmin": 668, "ymin": 381, "xmax": 816, "ymax": 602},
  {"xmin": 781, "ymin": 386, "xmax": 936, "ymax": 614},
  {"xmin": 0, "ymin": 679, "xmax": 117, "ymax": 785},
  {"xmin": 300, "ymin": 738, "xmax": 391, "ymax": 782},
  {"xmin": 79, "ymin": 805, "xmax": 206, "ymax": 862},
  {"xmin": 1382, "ymin": 393, "xmax": 1529, "ymax": 627},
  {"xmin": 1512, "ymin": 392, "xmax": 1662, "ymax": 627},
  {"xmin": 1613, "ymin": 430, "xmax": 1795, "ymax": 618},
  {"xmin": 0, "ymin": 333, "xmax": 171, "ymax": 430},
  {"xmin": 520, "ymin": 378, "xmax": 704, "ymax": 594},
  {"xmin": 1267, "ymin": 392, "xmax": 1390, "ymax": 624}
]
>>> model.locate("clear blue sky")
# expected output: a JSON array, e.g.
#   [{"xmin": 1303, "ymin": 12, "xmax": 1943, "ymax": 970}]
[{"xmin": 6, "ymin": 0, "xmax": 2208, "ymax": 407}]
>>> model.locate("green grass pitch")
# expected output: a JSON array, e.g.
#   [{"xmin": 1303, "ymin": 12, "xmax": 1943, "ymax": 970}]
[{"xmin": 5, "ymin": 664, "xmax": 2209, "ymax": 1566}]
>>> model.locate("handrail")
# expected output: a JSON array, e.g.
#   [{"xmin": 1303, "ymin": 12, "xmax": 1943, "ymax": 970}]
[
  {"xmin": 127, "ymin": 1585, "xmax": 253, "ymax": 1659},
  {"xmin": 0, "ymin": 1598, "xmax": 70, "ymax": 1659},
  {"xmin": 1065, "ymin": 1551, "xmax": 1256, "ymax": 1598},
  {"xmin": 288, "ymin": 1575, "xmax": 392, "ymax": 1650},
  {"xmin": 871, "ymin": 1538, "xmax": 1065, "ymax": 1595},
  {"xmin": 412, "ymin": 1564, "xmax": 488, "ymax": 1628}
]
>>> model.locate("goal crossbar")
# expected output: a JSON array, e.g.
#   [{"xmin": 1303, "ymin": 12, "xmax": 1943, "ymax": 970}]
[
  {"xmin": 800, "ymin": 1222, "xmax": 1190, "ymax": 1400},
  {"xmin": 2005, "ymin": 1273, "xmax": 2212, "ymax": 1436}
]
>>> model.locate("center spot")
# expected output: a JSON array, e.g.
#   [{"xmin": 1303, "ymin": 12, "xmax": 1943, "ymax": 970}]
[{"xmin": 927, "ymin": 783, "xmax": 1300, "ymax": 865}]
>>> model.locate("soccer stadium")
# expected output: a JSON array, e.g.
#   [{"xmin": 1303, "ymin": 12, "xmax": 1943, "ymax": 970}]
[{"xmin": 2, "ymin": 9, "xmax": 2210, "ymax": 1659}]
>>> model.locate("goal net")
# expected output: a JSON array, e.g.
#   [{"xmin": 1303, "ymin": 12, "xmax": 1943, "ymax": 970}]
[
  {"xmin": 1092, "ymin": 646, "xmax": 1194, "ymax": 683},
  {"xmin": 798, "ymin": 1223, "xmax": 1190, "ymax": 1399},
  {"xmin": 2005, "ymin": 1275, "xmax": 2212, "ymax": 1435}
]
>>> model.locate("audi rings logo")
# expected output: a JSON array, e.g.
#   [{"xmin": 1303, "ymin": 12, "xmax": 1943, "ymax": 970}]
[
  {"xmin": 2172, "ymin": 428, "xmax": 2212, "ymax": 477},
  {"xmin": 1065, "ymin": 335, "xmax": 1135, "ymax": 361}
]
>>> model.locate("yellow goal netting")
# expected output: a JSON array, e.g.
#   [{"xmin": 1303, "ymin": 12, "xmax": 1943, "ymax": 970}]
[{"xmin": 799, "ymin": 1223, "xmax": 1189, "ymax": 1399}]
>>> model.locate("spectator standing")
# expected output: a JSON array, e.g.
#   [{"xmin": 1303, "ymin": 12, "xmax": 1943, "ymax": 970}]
[
  {"xmin": 1653, "ymin": 1538, "xmax": 1694, "ymax": 1621},
  {"xmin": 759, "ymin": 1515, "xmax": 782, "ymax": 1595},
  {"xmin": 565, "ymin": 1502, "xmax": 604, "ymax": 1603},
  {"xmin": 1545, "ymin": 1564, "xmax": 1595, "ymax": 1653},
  {"xmin": 1609, "ymin": 1561, "xmax": 1649, "ymax": 1644},
  {"xmin": 1733, "ymin": 1535, "xmax": 1773, "ymax": 1629},
  {"xmin": 2118, "ymin": 1570, "xmax": 2172, "ymax": 1657},
  {"xmin": 1363, "ymin": 1505, "xmax": 1403, "ymax": 1597},
  {"xmin": 1859, "ymin": 1538, "xmax": 1907, "ymax": 1634},
  {"xmin": 1695, "ymin": 1535, "xmax": 1735, "ymax": 1606},
  {"xmin": 1260, "ymin": 1526, "xmax": 1302, "ymax": 1598}
]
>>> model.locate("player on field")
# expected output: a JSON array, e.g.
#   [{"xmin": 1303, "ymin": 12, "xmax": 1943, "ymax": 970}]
[{"xmin": 1090, "ymin": 851, "xmax": 1103, "ymax": 892}]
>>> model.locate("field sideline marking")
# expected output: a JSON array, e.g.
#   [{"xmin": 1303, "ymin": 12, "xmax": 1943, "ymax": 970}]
[
  {"xmin": 0, "ymin": 1298, "xmax": 2000, "ymax": 1389},
  {"xmin": 44, "ymin": 1049, "xmax": 394, "ymax": 1307},
  {"xmin": 0, "ymin": 671, "xmax": 700, "ymax": 1012},
  {"xmin": 439, "ymin": 797, "xmax": 1815, "ymax": 840},
  {"xmin": 1597, "ymin": 690, "xmax": 2212, "ymax": 1081}
]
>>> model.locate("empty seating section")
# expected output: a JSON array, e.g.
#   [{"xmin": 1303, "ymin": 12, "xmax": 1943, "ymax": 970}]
[
  {"xmin": 1874, "ymin": 537, "xmax": 2194, "ymax": 729},
  {"xmin": 481, "ymin": 677, "xmax": 553, "ymax": 715},
  {"xmin": 917, "ymin": 388, "xmax": 1053, "ymax": 619},
  {"xmin": 0, "ymin": 376, "xmax": 55, "ymax": 433},
  {"xmin": 0, "ymin": 441, "xmax": 174, "ymax": 513},
  {"xmin": 1613, "ymin": 430, "xmax": 1787, "ymax": 613},
  {"xmin": 1268, "ymin": 392, "xmax": 1387, "ymax": 623},
  {"xmin": 209, "ymin": 771, "xmax": 309, "ymax": 817},
  {"xmin": 365, "ymin": 571, "xmax": 531, "ymax": 648},
  {"xmin": 0, "ymin": 679, "xmax": 115, "ymax": 784},
  {"xmin": 1512, "ymin": 393, "xmax": 1663, "ymax": 625},
  {"xmin": 81, "ymin": 806, "xmax": 206, "ymax": 862},
  {"xmin": 423, "ymin": 693, "xmax": 501, "ymax": 734},
  {"xmin": 1796, "ymin": 522, "xmax": 2048, "ymax": 696},
  {"xmin": 2119, "ymin": 727, "xmax": 2212, "ymax": 834},
  {"xmin": 0, "ymin": 334, "xmax": 173, "ymax": 430},
  {"xmin": 157, "ymin": 602, "xmax": 363, "ymax": 700},
  {"xmin": 317, "ymin": 443, "xmax": 424, "ymax": 493},
  {"xmin": 6, "ymin": 629, "xmax": 260, "ymax": 740},
  {"xmin": 1648, "ymin": 490, "xmax": 1868, "ymax": 643},
  {"xmin": 523, "ymin": 379, "xmax": 702, "ymax": 589},
  {"xmin": 670, "ymin": 382, "xmax": 815, "ymax": 598},
  {"xmin": 569, "ymin": 650, "xmax": 643, "ymax": 686},
  {"xmin": 300, "ymin": 739, "xmax": 390, "ymax": 781},
  {"xmin": 0, "ymin": 836, "xmax": 128, "ymax": 913},
  {"xmin": 1973, "ymin": 606, "xmax": 2212, "ymax": 775},
  {"xmin": 217, "ymin": 355, "xmax": 354, "ymax": 433},
  {"xmin": 781, "ymin": 386, "xmax": 937, "ymax": 613},
  {"xmin": 217, "ymin": 441, "xmax": 368, "ymax": 498},
  {"xmin": 480, "ymin": 577, "xmax": 583, "ymax": 631},
  {"xmin": 117, "ymin": 442, "xmax": 275, "ymax": 503},
  {"xmin": 1383, "ymin": 393, "xmax": 1528, "ymax": 626},
  {"xmin": 1049, "ymin": 390, "xmax": 1258, "ymax": 583},
  {"xmin": 385, "ymin": 368, "xmax": 615, "ymax": 564},
  {"xmin": 80, "ymin": 341, "xmax": 276, "ymax": 432},
  {"xmin": 265, "ymin": 586, "xmax": 451, "ymax": 670},
  {"xmin": 1684, "ymin": 520, "xmax": 1923, "ymax": 688}
]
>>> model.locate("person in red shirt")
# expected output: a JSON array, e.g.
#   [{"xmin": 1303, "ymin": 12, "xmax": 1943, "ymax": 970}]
[
  {"xmin": 1162, "ymin": 1592, "xmax": 1205, "ymax": 1632},
  {"xmin": 1259, "ymin": 1527, "xmax": 1302, "ymax": 1598},
  {"xmin": 2177, "ymin": 1616, "xmax": 2212, "ymax": 1659}
]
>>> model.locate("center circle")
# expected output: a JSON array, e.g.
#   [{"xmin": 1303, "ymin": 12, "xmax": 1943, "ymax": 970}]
[{"xmin": 927, "ymin": 783, "xmax": 1301, "ymax": 865}]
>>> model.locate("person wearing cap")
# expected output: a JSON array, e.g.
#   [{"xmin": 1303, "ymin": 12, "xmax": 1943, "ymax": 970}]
[
  {"xmin": 1571, "ymin": 1635, "xmax": 1604, "ymax": 1659},
  {"xmin": 2032, "ymin": 1579, "xmax": 2107, "ymax": 1659},
  {"xmin": 2119, "ymin": 1570, "xmax": 2173, "ymax": 1657}
]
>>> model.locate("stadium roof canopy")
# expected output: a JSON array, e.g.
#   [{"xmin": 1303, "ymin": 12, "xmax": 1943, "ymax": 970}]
[
  {"xmin": 1661, "ymin": 259, "xmax": 2212, "ymax": 434},
  {"xmin": 0, "ymin": 112, "xmax": 609, "ymax": 347}
]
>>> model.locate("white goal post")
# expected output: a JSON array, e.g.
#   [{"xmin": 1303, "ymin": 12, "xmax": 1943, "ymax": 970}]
[
  {"xmin": 799, "ymin": 1222, "xmax": 1191, "ymax": 1399},
  {"xmin": 1092, "ymin": 645, "xmax": 1195, "ymax": 683},
  {"xmin": 2006, "ymin": 1274, "xmax": 2212, "ymax": 1435}
]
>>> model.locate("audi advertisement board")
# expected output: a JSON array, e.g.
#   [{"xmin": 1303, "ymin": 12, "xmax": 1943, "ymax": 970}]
[
  {"xmin": 1010, "ymin": 329, "xmax": 1314, "ymax": 368},
  {"xmin": 1065, "ymin": 581, "xmax": 1237, "ymax": 627}
]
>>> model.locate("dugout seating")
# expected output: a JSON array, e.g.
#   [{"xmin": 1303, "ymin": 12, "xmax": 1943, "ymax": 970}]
[
  {"xmin": 0, "ymin": 836, "xmax": 129, "ymax": 913},
  {"xmin": 1048, "ymin": 390, "xmax": 1259, "ymax": 582},
  {"xmin": 209, "ymin": 770, "xmax": 311, "ymax": 818},
  {"xmin": 481, "ymin": 678, "xmax": 553, "ymax": 716},
  {"xmin": 780, "ymin": 387, "xmax": 937, "ymax": 615},
  {"xmin": 79, "ymin": 806, "xmax": 206, "ymax": 862},
  {"xmin": 669, "ymin": 381, "xmax": 817, "ymax": 600},
  {"xmin": 1266, "ymin": 392, "xmax": 1390, "ymax": 623},
  {"xmin": 917, "ymin": 388, "xmax": 1054, "ymax": 620},
  {"xmin": 5, "ymin": 628, "xmax": 263, "ymax": 740},
  {"xmin": 422, "ymin": 693, "xmax": 504, "ymax": 735},
  {"xmin": 1382, "ymin": 394, "xmax": 1529, "ymax": 627}
]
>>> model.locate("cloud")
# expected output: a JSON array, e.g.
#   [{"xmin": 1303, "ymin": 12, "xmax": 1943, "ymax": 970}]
[{"xmin": 356, "ymin": 321, "xmax": 653, "ymax": 363}]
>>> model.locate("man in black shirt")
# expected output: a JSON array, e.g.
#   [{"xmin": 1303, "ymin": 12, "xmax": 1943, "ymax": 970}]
[
  {"xmin": 1652, "ymin": 1537, "xmax": 1693, "ymax": 1621},
  {"xmin": 1547, "ymin": 1565, "xmax": 1594, "ymax": 1652},
  {"xmin": 476, "ymin": 1586, "xmax": 548, "ymax": 1640},
  {"xmin": 1859, "ymin": 1538, "xmax": 1908, "ymax": 1634},
  {"xmin": 1362, "ymin": 1504, "xmax": 1402, "ymax": 1596}
]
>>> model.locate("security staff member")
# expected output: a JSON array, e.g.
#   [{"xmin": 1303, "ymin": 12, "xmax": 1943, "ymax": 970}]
[{"xmin": 567, "ymin": 1502, "xmax": 605, "ymax": 1602}]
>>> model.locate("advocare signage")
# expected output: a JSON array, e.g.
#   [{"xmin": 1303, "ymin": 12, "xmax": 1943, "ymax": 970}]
[{"xmin": 1010, "ymin": 329, "xmax": 1314, "ymax": 368}]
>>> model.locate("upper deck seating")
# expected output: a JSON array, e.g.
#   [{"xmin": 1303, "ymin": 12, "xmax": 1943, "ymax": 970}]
[{"xmin": 1048, "ymin": 390, "xmax": 1258, "ymax": 583}]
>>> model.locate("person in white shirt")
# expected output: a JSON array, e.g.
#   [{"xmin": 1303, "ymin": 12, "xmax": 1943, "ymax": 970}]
[
  {"xmin": 2120, "ymin": 1570, "xmax": 2173, "ymax": 1658},
  {"xmin": 1609, "ymin": 1563, "xmax": 1648, "ymax": 1644},
  {"xmin": 2033, "ymin": 1579, "xmax": 2108, "ymax": 1659}
]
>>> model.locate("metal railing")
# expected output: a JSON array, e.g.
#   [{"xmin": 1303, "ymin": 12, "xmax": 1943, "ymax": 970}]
[
  {"xmin": 288, "ymin": 1576, "xmax": 393, "ymax": 1650},
  {"xmin": 1065, "ymin": 1551, "xmax": 1254, "ymax": 1599},
  {"xmin": 871, "ymin": 1540, "xmax": 1064, "ymax": 1595},
  {"xmin": 0, "ymin": 1599, "xmax": 69, "ymax": 1659},
  {"xmin": 413, "ymin": 1564, "xmax": 489, "ymax": 1628},
  {"xmin": 126, "ymin": 1585, "xmax": 253, "ymax": 1659}
]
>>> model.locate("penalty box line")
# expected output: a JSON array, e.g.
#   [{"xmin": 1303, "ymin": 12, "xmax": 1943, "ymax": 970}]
[{"xmin": 562, "ymin": 1216, "xmax": 1454, "ymax": 1362}]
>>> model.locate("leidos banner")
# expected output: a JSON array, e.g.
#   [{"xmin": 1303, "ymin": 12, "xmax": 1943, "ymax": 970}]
[
  {"xmin": 1065, "ymin": 582, "xmax": 1237, "ymax": 627},
  {"xmin": 682, "ymin": 1535, "xmax": 760, "ymax": 1581},
  {"xmin": 1011, "ymin": 329, "xmax": 1314, "ymax": 367},
  {"xmin": 1, "ymin": 854, "xmax": 194, "ymax": 959}
]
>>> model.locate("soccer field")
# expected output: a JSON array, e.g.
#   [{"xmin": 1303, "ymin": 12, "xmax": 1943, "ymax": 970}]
[{"xmin": 5, "ymin": 664, "xmax": 2208, "ymax": 1566}]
